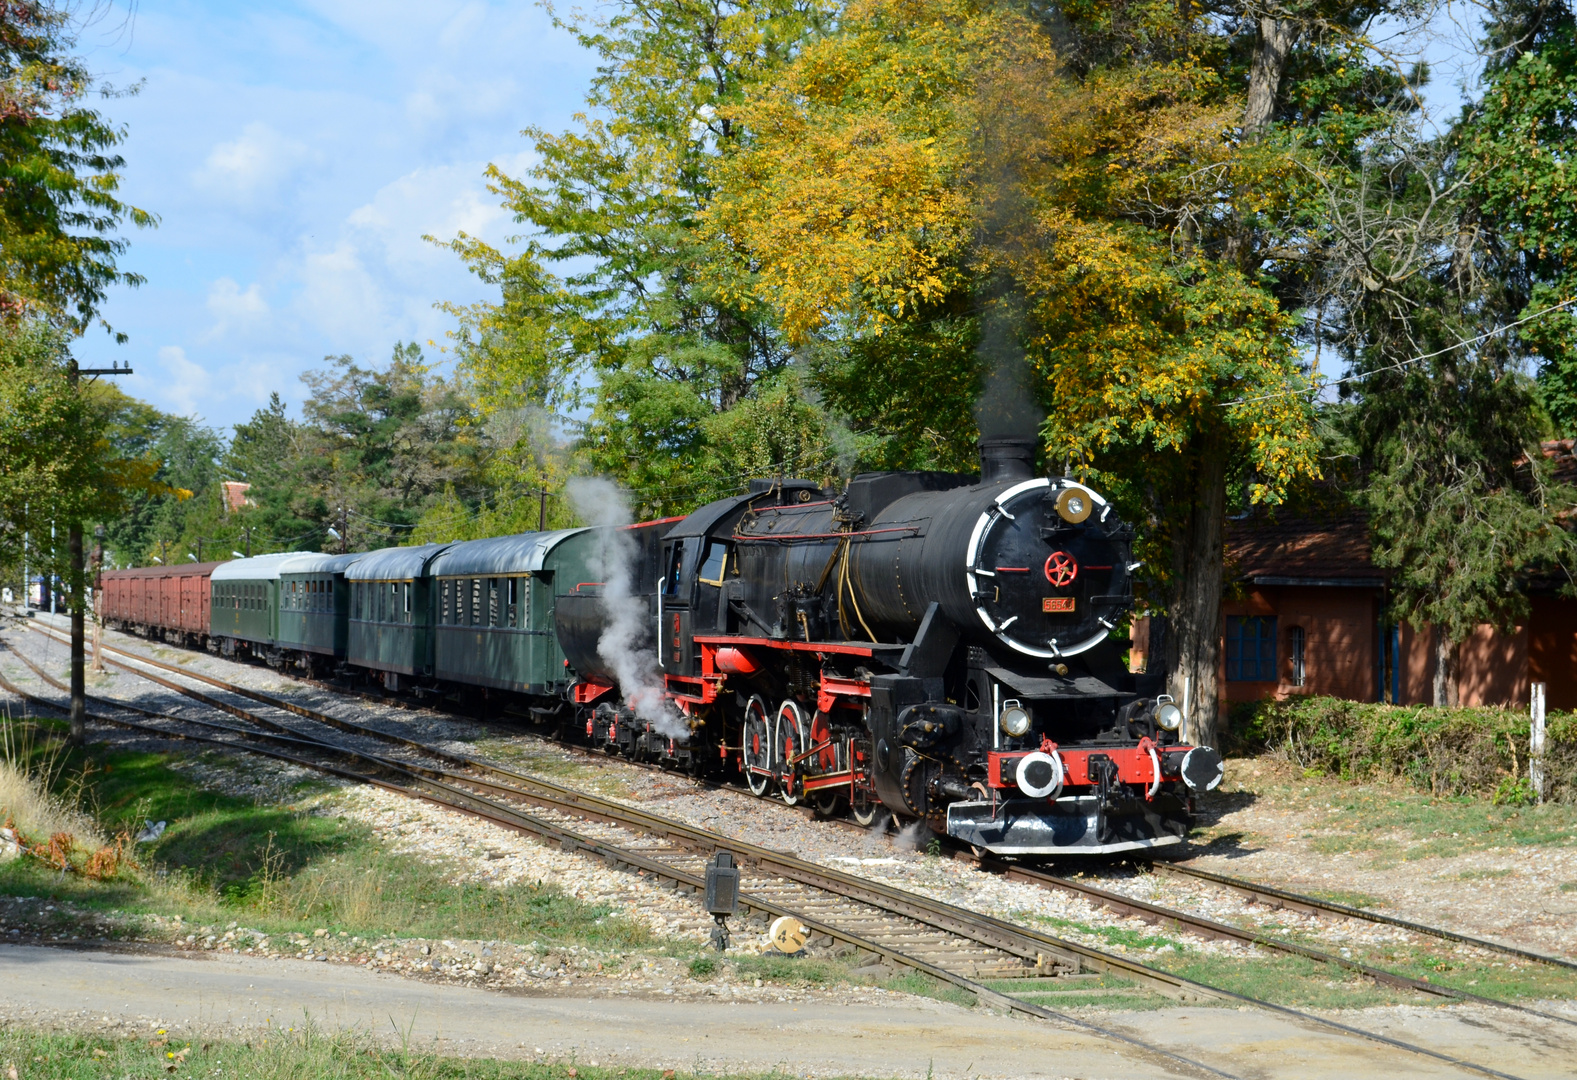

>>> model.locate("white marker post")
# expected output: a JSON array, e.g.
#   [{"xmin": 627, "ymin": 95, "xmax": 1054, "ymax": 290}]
[{"xmin": 1531, "ymin": 681, "xmax": 1547, "ymax": 805}]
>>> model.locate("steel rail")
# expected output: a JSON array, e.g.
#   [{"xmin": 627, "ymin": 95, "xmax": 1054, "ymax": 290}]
[
  {"xmin": 968, "ymin": 855, "xmax": 1577, "ymax": 1028},
  {"xmin": 0, "ymin": 646, "xmax": 1241, "ymax": 1080},
  {"xmin": 1153, "ymin": 861, "xmax": 1577, "ymax": 974},
  {"xmin": 16, "ymin": 626, "xmax": 1553, "ymax": 1080}
]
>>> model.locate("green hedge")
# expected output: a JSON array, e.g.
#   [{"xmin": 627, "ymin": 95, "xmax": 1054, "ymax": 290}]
[{"xmin": 1228, "ymin": 697, "xmax": 1577, "ymax": 805}]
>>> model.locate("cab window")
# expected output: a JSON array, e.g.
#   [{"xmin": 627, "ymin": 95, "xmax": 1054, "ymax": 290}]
[
  {"xmin": 663, "ymin": 542, "xmax": 685, "ymax": 596},
  {"xmin": 698, "ymin": 542, "xmax": 729, "ymax": 586}
]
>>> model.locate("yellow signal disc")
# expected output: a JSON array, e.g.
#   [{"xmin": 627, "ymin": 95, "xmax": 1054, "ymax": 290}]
[{"xmin": 768, "ymin": 916, "xmax": 809, "ymax": 954}]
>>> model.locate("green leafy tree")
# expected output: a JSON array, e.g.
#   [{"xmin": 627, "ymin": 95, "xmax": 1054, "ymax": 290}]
[
  {"xmin": 295, "ymin": 344, "xmax": 486, "ymax": 551},
  {"xmin": 0, "ymin": 1, "xmax": 154, "ymax": 333},
  {"xmin": 222, "ymin": 392, "xmax": 320, "ymax": 554},
  {"xmin": 435, "ymin": 0, "xmax": 836, "ymax": 518},
  {"xmin": 0, "ymin": 320, "xmax": 158, "ymax": 583},
  {"xmin": 1324, "ymin": 0, "xmax": 1577, "ymax": 703}
]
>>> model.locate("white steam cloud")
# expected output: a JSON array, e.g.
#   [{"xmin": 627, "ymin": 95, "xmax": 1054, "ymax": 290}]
[{"xmin": 568, "ymin": 477, "xmax": 690, "ymax": 742}]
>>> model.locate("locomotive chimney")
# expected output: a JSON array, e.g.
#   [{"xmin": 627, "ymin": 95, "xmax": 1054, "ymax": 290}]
[{"xmin": 978, "ymin": 435, "xmax": 1037, "ymax": 483}]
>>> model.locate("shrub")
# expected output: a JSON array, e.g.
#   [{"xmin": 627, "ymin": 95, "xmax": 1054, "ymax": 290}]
[{"xmin": 1231, "ymin": 697, "xmax": 1577, "ymax": 802}]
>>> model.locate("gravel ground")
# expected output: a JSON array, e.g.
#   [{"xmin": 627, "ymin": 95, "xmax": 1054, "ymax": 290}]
[{"xmin": 5, "ymin": 613, "xmax": 1575, "ymax": 995}]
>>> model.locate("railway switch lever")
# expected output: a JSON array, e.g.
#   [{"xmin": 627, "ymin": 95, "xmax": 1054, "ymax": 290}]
[{"xmin": 705, "ymin": 851, "xmax": 739, "ymax": 951}]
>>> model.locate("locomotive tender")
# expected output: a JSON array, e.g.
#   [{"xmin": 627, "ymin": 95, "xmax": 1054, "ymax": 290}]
[{"xmin": 99, "ymin": 437, "xmax": 1221, "ymax": 856}]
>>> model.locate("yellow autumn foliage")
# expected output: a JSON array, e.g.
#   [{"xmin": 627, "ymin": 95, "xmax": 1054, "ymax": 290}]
[{"xmin": 711, "ymin": 0, "xmax": 1319, "ymax": 503}]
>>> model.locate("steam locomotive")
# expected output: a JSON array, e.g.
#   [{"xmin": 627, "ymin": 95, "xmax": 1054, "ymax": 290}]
[
  {"xmin": 100, "ymin": 436, "xmax": 1221, "ymax": 856},
  {"xmin": 556, "ymin": 435, "xmax": 1220, "ymax": 854}
]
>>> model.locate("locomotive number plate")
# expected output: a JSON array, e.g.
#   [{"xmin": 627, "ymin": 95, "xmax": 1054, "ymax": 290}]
[{"xmin": 1042, "ymin": 597, "xmax": 1075, "ymax": 613}]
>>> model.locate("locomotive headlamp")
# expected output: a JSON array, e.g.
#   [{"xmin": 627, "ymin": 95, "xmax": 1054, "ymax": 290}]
[
  {"xmin": 1055, "ymin": 487, "xmax": 1093, "ymax": 524},
  {"xmin": 999, "ymin": 700, "xmax": 1032, "ymax": 737},
  {"xmin": 1156, "ymin": 700, "xmax": 1183, "ymax": 732}
]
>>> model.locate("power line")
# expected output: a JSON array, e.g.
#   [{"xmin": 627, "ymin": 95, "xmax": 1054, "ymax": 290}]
[{"xmin": 1221, "ymin": 295, "xmax": 1577, "ymax": 409}]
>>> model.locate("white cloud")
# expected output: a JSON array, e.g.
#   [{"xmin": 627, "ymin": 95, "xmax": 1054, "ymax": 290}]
[
  {"xmin": 194, "ymin": 122, "xmax": 313, "ymax": 207},
  {"xmin": 202, "ymin": 278, "xmax": 271, "ymax": 342},
  {"xmin": 294, "ymin": 242, "xmax": 389, "ymax": 345},
  {"xmin": 156, "ymin": 345, "xmax": 213, "ymax": 418}
]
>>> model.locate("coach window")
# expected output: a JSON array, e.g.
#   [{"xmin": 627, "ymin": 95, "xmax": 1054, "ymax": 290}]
[
  {"xmin": 402, "ymin": 582, "xmax": 412, "ymax": 623},
  {"xmin": 488, "ymin": 579, "xmax": 500, "ymax": 627},
  {"xmin": 1288, "ymin": 626, "xmax": 1306, "ymax": 687},
  {"xmin": 470, "ymin": 578, "xmax": 482, "ymax": 625},
  {"xmin": 506, "ymin": 578, "xmax": 518, "ymax": 627}
]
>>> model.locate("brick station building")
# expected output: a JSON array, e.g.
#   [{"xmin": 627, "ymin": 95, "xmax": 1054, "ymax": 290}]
[{"xmin": 1131, "ymin": 446, "xmax": 1577, "ymax": 710}]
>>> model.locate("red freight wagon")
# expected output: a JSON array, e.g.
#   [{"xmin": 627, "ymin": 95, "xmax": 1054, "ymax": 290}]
[{"xmin": 101, "ymin": 562, "xmax": 222, "ymax": 645}]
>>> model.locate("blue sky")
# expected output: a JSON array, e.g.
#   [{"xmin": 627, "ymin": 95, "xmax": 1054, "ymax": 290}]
[
  {"xmin": 71, "ymin": 3, "xmax": 1487, "ymax": 433},
  {"xmin": 71, "ymin": 1, "xmax": 596, "ymax": 431}
]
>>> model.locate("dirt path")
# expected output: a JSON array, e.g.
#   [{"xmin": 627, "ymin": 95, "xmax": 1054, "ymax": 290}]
[{"xmin": 4, "ymin": 943, "xmax": 1575, "ymax": 1080}]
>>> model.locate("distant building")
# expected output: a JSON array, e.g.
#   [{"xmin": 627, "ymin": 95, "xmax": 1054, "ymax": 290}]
[
  {"xmin": 221, "ymin": 481, "xmax": 254, "ymax": 513},
  {"xmin": 1131, "ymin": 445, "xmax": 1577, "ymax": 710}
]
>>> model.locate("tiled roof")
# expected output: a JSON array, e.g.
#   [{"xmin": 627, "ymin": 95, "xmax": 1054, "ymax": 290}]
[
  {"xmin": 1541, "ymin": 439, "xmax": 1577, "ymax": 485},
  {"xmin": 1225, "ymin": 508, "xmax": 1381, "ymax": 583}
]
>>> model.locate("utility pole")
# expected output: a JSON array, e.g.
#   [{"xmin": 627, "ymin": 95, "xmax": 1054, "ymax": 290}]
[
  {"xmin": 538, "ymin": 488, "xmax": 547, "ymax": 532},
  {"xmin": 244, "ymin": 526, "xmax": 252, "ymax": 558},
  {"xmin": 195, "ymin": 538, "xmax": 203, "ymax": 563},
  {"xmin": 91, "ymin": 525, "xmax": 104, "ymax": 674},
  {"xmin": 65, "ymin": 356, "xmax": 131, "ymax": 746},
  {"xmin": 340, "ymin": 505, "xmax": 349, "ymax": 554}
]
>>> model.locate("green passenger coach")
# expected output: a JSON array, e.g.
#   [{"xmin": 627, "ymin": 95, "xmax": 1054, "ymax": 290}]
[
  {"xmin": 277, "ymin": 552, "xmax": 363, "ymax": 671},
  {"xmin": 346, "ymin": 543, "xmax": 452, "ymax": 688},
  {"xmin": 209, "ymin": 552, "xmax": 311, "ymax": 658},
  {"xmin": 429, "ymin": 529, "xmax": 596, "ymax": 695}
]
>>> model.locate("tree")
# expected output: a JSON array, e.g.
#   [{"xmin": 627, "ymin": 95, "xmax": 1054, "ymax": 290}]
[
  {"xmin": 294, "ymin": 344, "xmax": 485, "ymax": 551},
  {"xmin": 708, "ymin": 0, "xmax": 1425, "ymax": 745},
  {"xmin": 435, "ymin": 0, "xmax": 836, "ymax": 518},
  {"xmin": 0, "ymin": 2, "xmax": 154, "ymax": 333},
  {"xmin": 1320, "ymin": 0, "xmax": 1577, "ymax": 703},
  {"xmin": 222, "ymin": 392, "xmax": 319, "ymax": 555},
  {"xmin": 0, "ymin": 2, "xmax": 154, "ymax": 743},
  {"xmin": 0, "ymin": 318, "xmax": 158, "ymax": 620}
]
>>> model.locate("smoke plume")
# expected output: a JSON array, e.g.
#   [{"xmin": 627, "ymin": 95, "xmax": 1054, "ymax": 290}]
[
  {"xmin": 973, "ymin": 293, "xmax": 1045, "ymax": 440},
  {"xmin": 567, "ymin": 478, "xmax": 690, "ymax": 742}
]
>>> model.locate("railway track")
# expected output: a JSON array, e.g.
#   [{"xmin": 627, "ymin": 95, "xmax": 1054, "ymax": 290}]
[
  {"xmin": 7, "ymin": 623, "xmax": 1573, "ymax": 1079},
  {"xmin": 970, "ymin": 856, "xmax": 1577, "ymax": 1026}
]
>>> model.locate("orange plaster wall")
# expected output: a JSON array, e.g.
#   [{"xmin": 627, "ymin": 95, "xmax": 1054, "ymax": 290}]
[
  {"xmin": 1456, "ymin": 622, "xmax": 1528, "ymax": 708},
  {"xmin": 1220, "ymin": 586, "xmax": 1379, "ymax": 705},
  {"xmin": 1397, "ymin": 621, "xmax": 1530, "ymax": 708}
]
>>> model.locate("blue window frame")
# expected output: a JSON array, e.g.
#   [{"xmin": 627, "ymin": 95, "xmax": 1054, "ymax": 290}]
[{"xmin": 1226, "ymin": 616, "xmax": 1278, "ymax": 681}]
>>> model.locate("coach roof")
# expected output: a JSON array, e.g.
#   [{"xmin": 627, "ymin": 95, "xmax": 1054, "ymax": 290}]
[
  {"xmin": 429, "ymin": 529, "xmax": 591, "ymax": 578},
  {"xmin": 345, "ymin": 543, "xmax": 453, "ymax": 582},
  {"xmin": 277, "ymin": 552, "xmax": 365, "ymax": 577},
  {"xmin": 210, "ymin": 552, "xmax": 315, "ymax": 583}
]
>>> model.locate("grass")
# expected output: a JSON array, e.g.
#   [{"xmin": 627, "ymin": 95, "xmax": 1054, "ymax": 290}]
[
  {"xmin": 1015, "ymin": 903, "xmax": 1577, "ymax": 1009},
  {"xmin": 474, "ymin": 738, "xmax": 636, "ymax": 799},
  {"xmin": 1158, "ymin": 953, "xmax": 1418, "ymax": 1010},
  {"xmin": 980, "ymin": 974, "xmax": 1176, "ymax": 1012},
  {"xmin": 1302, "ymin": 888, "xmax": 1390, "ymax": 909},
  {"xmin": 1206, "ymin": 758, "xmax": 1577, "ymax": 859},
  {"xmin": 0, "ymin": 1023, "xmax": 852, "ymax": 1080},
  {"xmin": 0, "ymin": 717, "xmax": 653, "ymax": 952},
  {"xmin": 0, "ymin": 720, "xmax": 108, "ymax": 853}
]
